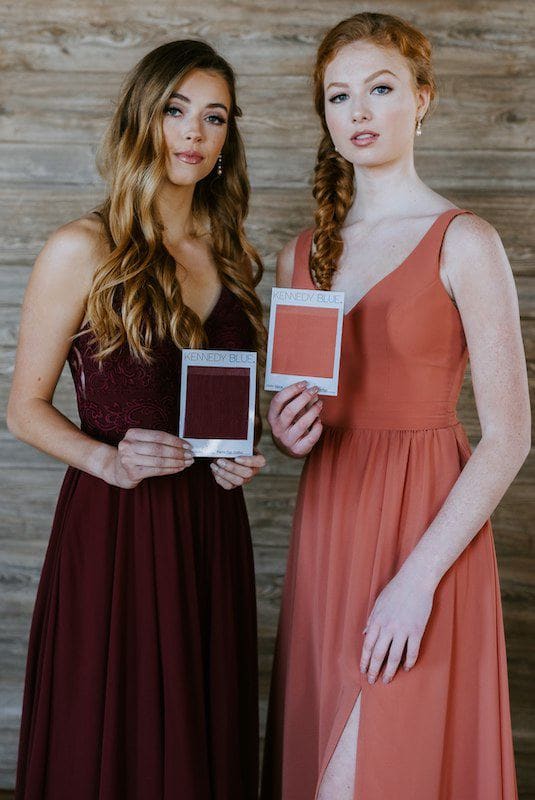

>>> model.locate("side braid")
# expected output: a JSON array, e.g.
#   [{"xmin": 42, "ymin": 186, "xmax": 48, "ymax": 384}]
[{"xmin": 310, "ymin": 133, "xmax": 354, "ymax": 290}]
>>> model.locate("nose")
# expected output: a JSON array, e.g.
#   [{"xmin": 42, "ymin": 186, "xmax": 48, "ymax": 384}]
[
  {"xmin": 185, "ymin": 118, "xmax": 202, "ymax": 143},
  {"xmin": 351, "ymin": 101, "xmax": 371, "ymax": 123}
]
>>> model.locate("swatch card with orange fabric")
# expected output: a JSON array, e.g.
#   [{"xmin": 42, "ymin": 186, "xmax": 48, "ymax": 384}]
[{"xmin": 264, "ymin": 287, "xmax": 344, "ymax": 395}]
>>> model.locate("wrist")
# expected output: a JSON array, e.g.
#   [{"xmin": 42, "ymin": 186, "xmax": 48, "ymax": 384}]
[
  {"xmin": 86, "ymin": 441, "xmax": 117, "ymax": 483},
  {"xmin": 398, "ymin": 552, "xmax": 442, "ymax": 594}
]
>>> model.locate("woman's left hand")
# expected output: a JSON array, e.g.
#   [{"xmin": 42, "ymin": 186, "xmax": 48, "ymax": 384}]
[
  {"xmin": 360, "ymin": 568, "xmax": 436, "ymax": 685},
  {"xmin": 210, "ymin": 451, "xmax": 266, "ymax": 490}
]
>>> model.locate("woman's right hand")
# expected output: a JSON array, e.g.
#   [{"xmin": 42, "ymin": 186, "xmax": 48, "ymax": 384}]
[
  {"xmin": 105, "ymin": 428, "xmax": 194, "ymax": 488},
  {"xmin": 267, "ymin": 381, "xmax": 323, "ymax": 458}
]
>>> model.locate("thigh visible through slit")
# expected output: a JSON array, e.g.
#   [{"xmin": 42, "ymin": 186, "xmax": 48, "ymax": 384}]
[{"xmin": 316, "ymin": 690, "xmax": 362, "ymax": 800}]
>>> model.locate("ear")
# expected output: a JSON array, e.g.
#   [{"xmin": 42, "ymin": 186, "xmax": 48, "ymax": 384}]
[{"xmin": 416, "ymin": 84, "xmax": 432, "ymax": 120}]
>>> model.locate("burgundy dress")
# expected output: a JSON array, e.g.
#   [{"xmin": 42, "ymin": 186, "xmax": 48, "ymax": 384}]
[{"xmin": 15, "ymin": 285, "xmax": 259, "ymax": 800}]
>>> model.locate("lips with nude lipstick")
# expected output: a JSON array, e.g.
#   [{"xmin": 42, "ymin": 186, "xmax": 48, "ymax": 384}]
[
  {"xmin": 351, "ymin": 131, "xmax": 380, "ymax": 147},
  {"xmin": 175, "ymin": 150, "xmax": 205, "ymax": 164}
]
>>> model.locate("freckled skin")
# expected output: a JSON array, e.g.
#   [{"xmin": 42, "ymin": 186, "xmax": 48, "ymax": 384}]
[{"xmin": 269, "ymin": 39, "xmax": 530, "ymax": 800}]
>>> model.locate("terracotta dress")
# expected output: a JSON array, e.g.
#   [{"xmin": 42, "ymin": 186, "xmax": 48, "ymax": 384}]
[
  {"xmin": 15, "ymin": 285, "xmax": 259, "ymax": 800},
  {"xmin": 261, "ymin": 209, "xmax": 518, "ymax": 800}
]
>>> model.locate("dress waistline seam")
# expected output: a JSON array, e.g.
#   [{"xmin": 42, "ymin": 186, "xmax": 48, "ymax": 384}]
[{"xmin": 322, "ymin": 419, "xmax": 461, "ymax": 433}]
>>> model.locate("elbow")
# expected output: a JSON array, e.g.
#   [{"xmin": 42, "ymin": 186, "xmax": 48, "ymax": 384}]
[
  {"xmin": 6, "ymin": 401, "xmax": 22, "ymax": 440},
  {"xmin": 6, "ymin": 393, "xmax": 31, "ymax": 441},
  {"xmin": 519, "ymin": 429, "xmax": 532, "ymax": 463},
  {"xmin": 515, "ymin": 417, "xmax": 532, "ymax": 463},
  {"xmin": 481, "ymin": 423, "xmax": 531, "ymax": 469}
]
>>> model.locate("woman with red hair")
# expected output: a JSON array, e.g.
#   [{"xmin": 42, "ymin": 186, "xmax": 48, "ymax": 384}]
[{"xmin": 262, "ymin": 12, "xmax": 528, "ymax": 800}]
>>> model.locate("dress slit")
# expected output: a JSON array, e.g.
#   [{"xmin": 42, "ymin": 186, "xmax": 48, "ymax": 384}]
[
  {"xmin": 315, "ymin": 687, "xmax": 363, "ymax": 800},
  {"xmin": 260, "ymin": 210, "xmax": 518, "ymax": 799}
]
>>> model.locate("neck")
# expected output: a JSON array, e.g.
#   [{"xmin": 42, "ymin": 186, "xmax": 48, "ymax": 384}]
[
  {"xmin": 344, "ymin": 153, "xmax": 428, "ymax": 226},
  {"xmin": 155, "ymin": 180, "xmax": 200, "ymax": 245}
]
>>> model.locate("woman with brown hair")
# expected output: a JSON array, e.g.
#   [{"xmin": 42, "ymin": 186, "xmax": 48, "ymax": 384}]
[
  {"xmin": 261, "ymin": 12, "xmax": 528, "ymax": 800},
  {"xmin": 8, "ymin": 39, "xmax": 265, "ymax": 799}
]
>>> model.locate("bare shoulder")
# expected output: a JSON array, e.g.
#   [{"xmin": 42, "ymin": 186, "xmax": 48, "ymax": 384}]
[
  {"xmin": 22, "ymin": 212, "xmax": 112, "ymax": 336},
  {"xmin": 276, "ymin": 234, "xmax": 301, "ymax": 288},
  {"xmin": 439, "ymin": 210, "xmax": 517, "ymax": 319},
  {"xmin": 38, "ymin": 212, "xmax": 110, "ymax": 286},
  {"xmin": 443, "ymin": 213, "xmax": 505, "ymax": 266}
]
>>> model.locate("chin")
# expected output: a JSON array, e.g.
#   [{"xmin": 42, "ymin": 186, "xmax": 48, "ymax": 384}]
[
  {"xmin": 165, "ymin": 169, "xmax": 205, "ymax": 188},
  {"xmin": 342, "ymin": 146, "xmax": 404, "ymax": 170}
]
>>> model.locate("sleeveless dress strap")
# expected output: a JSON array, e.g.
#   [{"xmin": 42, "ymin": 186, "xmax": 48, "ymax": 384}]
[
  {"xmin": 292, "ymin": 209, "xmax": 474, "ymax": 290},
  {"xmin": 291, "ymin": 228, "xmax": 316, "ymax": 289},
  {"xmin": 427, "ymin": 208, "xmax": 474, "ymax": 277}
]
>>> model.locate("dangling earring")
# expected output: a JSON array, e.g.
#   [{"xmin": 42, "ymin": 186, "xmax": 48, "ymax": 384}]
[
  {"xmin": 216, "ymin": 153, "xmax": 223, "ymax": 176},
  {"xmin": 415, "ymin": 118, "xmax": 423, "ymax": 136}
]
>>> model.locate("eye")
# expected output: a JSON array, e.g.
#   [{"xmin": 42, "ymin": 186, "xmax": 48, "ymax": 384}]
[
  {"xmin": 164, "ymin": 105, "xmax": 182, "ymax": 117},
  {"xmin": 371, "ymin": 85, "xmax": 392, "ymax": 95},
  {"xmin": 328, "ymin": 93, "xmax": 349, "ymax": 104},
  {"xmin": 206, "ymin": 114, "xmax": 227, "ymax": 126}
]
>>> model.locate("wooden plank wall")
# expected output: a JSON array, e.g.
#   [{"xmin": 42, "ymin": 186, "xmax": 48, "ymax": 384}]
[{"xmin": 0, "ymin": 0, "xmax": 533, "ymax": 795}]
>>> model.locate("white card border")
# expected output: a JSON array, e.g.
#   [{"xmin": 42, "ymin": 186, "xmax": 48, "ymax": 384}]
[
  {"xmin": 179, "ymin": 349, "xmax": 256, "ymax": 457},
  {"xmin": 264, "ymin": 287, "xmax": 345, "ymax": 396}
]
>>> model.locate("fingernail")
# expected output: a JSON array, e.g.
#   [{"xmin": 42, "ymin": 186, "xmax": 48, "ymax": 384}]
[
  {"xmin": 217, "ymin": 459, "xmax": 226, "ymax": 467},
  {"xmin": 183, "ymin": 443, "xmax": 192, "ymax": 450},
  {"xmin": 310, "ymin": 386, "xmax": 319, "ymax": 394},
  {"xmin": 211, "ymin": 463, "xmax": 218, "ymax": 471},
  {"xmin": 297, "ymin": 381, "xmax": 307, "ymax": 388}
]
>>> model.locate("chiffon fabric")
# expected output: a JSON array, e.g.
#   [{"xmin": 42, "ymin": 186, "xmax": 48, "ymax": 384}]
[
  {"xmin": 261, "ymin": 209, "xmax": 518, "ymax": 800},
  {"xmin": 15, "ymin": 285, "xmax": 259, "ymax": 800}
]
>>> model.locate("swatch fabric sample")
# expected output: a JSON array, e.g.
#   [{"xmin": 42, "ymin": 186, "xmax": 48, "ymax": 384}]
[
  {"xmin": 184, "ymin": 366, "xmax": 250, "ymax": 439},
  {"xmin": 15, "ymin": 285, "xmax": 259, "ymax": 800},
  {"xmin": 261, "ymin": 210, "xmax": 518, "ymax": 800},
  {"xmin": 271, "ymin": 305, "xmax": 338, "ymax": 378}
]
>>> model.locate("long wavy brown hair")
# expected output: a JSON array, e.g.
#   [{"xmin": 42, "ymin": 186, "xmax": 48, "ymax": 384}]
[
  {"xmin": 80, "ymin": 39, "xmax": 265, "ymax": 364},
  {"xmin": 311, "ymin": 12, "xmax": 437, "ymax": 290}
]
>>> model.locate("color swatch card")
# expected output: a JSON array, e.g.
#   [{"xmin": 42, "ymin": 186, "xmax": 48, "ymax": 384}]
[
  {"xmin": 179, "ymin": 349, "xmax": 257, "ymax": 457},
  {"xmin": 264, "ymin": 287, "xmax": 344, "ymax": 395}
]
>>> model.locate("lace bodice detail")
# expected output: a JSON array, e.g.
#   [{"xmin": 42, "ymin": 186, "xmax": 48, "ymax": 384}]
[{"xmin": 67, "ymin": 286, "xmax": 255, "ymax": 446}]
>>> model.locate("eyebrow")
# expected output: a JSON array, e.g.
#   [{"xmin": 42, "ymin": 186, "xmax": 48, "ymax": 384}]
[
  {"xmin": 169, "ymin": 92, "xmax": 229, "ymax": 112},
  {"xmin": 326, "ymin": 69, "xmax": 399, "ymax": 90}
]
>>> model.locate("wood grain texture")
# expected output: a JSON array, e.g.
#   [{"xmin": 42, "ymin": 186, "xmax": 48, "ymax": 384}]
[{"xmin": 0, "ymin": 0, "xmax": 533, "ymax": 794}]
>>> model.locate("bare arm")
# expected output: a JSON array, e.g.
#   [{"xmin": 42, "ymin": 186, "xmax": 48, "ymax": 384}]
[
  {"xmin": 400, "ymin": 213, "xmax": 530, "ymax": 587},
  {"xmin": 267, "ymin": 235, "xmax": 324, "ymax": 458},
  {"xmin": 7, "ymin": 217, "xmax": 193, "ymax": 487},
  {"xmin": 361, "ymin": 213, "xmax": 531, "ymax": 684}
]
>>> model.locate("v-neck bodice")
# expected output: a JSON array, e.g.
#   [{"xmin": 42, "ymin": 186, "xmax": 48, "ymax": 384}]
[
  {"xmin": 291, "ymin": 209, "xmax": 472, "ymax": 430},
  {"xmin": 67, "ymin": 284, "xmax": 254, "ymax": 446}
]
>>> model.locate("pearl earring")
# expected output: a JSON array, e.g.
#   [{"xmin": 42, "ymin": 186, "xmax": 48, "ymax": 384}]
[
  {"xmin": 217, "ymin": 153, "xmax": 223, "ymax": 176},
  {"xmin": 415, "ymin": 118, "xmax": 423, "ymax": 136}
]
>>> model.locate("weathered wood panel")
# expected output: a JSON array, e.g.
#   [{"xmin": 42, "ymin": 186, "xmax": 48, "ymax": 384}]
[
  {"xmin": 0, "ymin": 0, "xmax": 533, "ymax": 795},
  {"xmin": 0, "ymin": 1, "xmax": 533, "ymax": 77},
  {"xmin": 1, "ymin": 71, "xmax": 534, "ymax": 151},
  {"xmin": 1, "ymin": 142, "xmax": 535, "ymax": 190}
]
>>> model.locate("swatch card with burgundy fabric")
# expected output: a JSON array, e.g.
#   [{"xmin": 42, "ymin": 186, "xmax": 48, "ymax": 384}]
[{"xmin": 179, "ymin": 349, "xmax": 257, "ymax": 456}]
